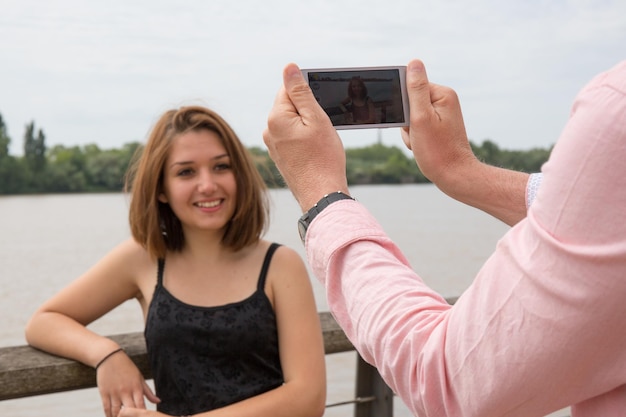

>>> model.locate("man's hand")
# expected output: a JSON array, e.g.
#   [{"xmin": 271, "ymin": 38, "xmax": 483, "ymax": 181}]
[
  {"xmin": 401, "ymin": 59, "xmax": 479, "ymax": 190},
  {"xmin": 263, "ymin": 63, "xmax": 350, "ymax": 212},
  {"xmin": 401, "ymin": 59, "xmax": 529, "ymax": 225}
]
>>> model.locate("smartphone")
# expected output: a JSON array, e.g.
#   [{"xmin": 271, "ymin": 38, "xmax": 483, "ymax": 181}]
[{"xmin": 301, "ymin": 66, "xmax": 409, "ymax": 130}]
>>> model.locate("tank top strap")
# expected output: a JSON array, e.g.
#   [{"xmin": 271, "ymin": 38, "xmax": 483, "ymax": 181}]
[
  {"xmin": 257, "ymin": 243, "xmax": 281, "ymax": 291},
  {"xmin": 157, "ymin": 258, "xmax": 165, "ymax": 287}
]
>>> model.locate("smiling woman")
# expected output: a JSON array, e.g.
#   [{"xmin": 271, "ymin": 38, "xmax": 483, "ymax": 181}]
[{"xmin": 24, "ymin": 105, "xmax": 327, "ymax": 417}]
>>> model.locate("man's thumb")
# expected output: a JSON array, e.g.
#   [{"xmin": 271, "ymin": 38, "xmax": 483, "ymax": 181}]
[
  {"xmin": 405, "ymin": 59, "xmax": 432, "ymax": 119},
  {"xmin": 282, "ymin": 63, "xmax": 322, "ymax": 124}
]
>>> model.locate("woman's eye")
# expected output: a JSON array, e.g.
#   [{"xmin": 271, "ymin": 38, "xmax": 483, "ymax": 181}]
[
  {"xmin": 215, "ymin": 163, "xmax": 231, "ymax": 171},
  {"xmin": 177, "ymin": 168, "xmax": 193, "ymax": 176}
]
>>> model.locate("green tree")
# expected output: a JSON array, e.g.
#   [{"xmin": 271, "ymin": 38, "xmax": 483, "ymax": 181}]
[
  {"xmin": 23, "ymin": 122, "xmax": 36, "ymax": 168},
  {"xmin": 35, "ymin": 129, "xmax": 46, "ymax": 171},
  {"xmin": 471, "ymin": 139, "xmax": 552, "ymax": 173},
  {"xmin": 22, "ymin": 121, "xmax": 47, "ymax": 191},
  {"xmin": 0, "ymin": 113, "xmax": 28, "ymax": 193},
  {"xmin": 84, "ymin": 141, "xmax": 145, "ymax": 191},
  {"xmin": 0, "ymin": 157, "xmax": 27, "ymax": 194},
  {"xmin": 248, "ymin": 146, "xmax": 284, "ymax": 188},
  {"xmin": 0, "ymin": 133, "xmax": 553, "ymax": 194},
  {"xmin": 0, "ymin": 113, "xmax": 9, "ymax": 159},
  {"xmin": 382, "ymin": 151, "xmax": 425, "ymax": 183},
  {"xmin": 86, "ymin": 150, "xmax": 129, "ymax": 191},
  {"xmin": 45, "ymin": 145, "xmax": 87, "ymax": 192},
  {"xmin": 346, "ymin": 143, "xmax": 427, "ymax": 184}
]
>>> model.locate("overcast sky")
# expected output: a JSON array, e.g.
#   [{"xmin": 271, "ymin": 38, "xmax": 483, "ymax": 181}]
[{"xmin": 1, "ymin": 0, "xmax": 624, "ymax": 156}]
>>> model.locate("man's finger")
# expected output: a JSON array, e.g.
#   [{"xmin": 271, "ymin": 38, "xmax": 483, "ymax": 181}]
[{"xmin": 405, "ymin": 59, "xmax": 433, "ymax": 120}]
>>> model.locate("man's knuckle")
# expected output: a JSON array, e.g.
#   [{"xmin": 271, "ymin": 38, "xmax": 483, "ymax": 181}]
[{"xmin": 290, "ymin": 81, "xmax": 312, "ymax": 96}]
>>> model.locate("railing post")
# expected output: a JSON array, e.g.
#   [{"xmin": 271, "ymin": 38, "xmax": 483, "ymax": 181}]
[{"xmin": 354, "ymin": 354, "xmax": 393, "ymax": 417}]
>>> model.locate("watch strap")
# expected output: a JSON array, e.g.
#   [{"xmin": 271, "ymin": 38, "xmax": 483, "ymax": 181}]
[{"xmin": 298, "ymin": 191, "xmax": 354, "ymax": 242}]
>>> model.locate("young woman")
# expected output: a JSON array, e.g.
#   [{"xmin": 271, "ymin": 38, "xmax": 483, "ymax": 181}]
[
  {"xmin": 340, "ymin": 77, "xmax": 377, "ymax": 124},
  {"xmin": 25, "ymin": 106, "xmax": 326, "ymax": 417}
]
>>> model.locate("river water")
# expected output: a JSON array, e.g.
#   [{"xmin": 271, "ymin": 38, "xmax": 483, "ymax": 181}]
[{"xmin": 0, "ymin": 185, "xmax": 568, "ymax": 416}]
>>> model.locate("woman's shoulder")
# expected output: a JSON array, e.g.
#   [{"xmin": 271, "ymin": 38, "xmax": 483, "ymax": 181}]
[
  {"xmin": 102, "ymin": 237, "xmax": 155, "ymax": 274},
  {"xmin": 262, "ymin": 240, "xmax": 303, "ymax": 263},
  {"xmin": 259, "ymin": 240, "xmax": 308, "ymax": 280},
  {"xmin": 112, "ymin": 237, "xmax": 151, "ymax": 258},
  {"xmin": 259, "ymin": 241, "xmax": 315, "ymax": 309}
]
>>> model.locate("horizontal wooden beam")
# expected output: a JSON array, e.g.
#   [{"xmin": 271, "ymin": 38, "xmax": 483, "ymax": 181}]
[
  {"xmin": 0, "ymin": 311, "xmax": 353, "ymax": 401},
  {"xmin": 0, "ymin": 297, "xmax": 458, "ymax": 401}
]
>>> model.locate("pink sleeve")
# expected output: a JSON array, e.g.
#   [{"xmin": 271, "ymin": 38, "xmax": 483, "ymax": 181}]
[{"xmin": 305, "ymin": 61, "xmax": 626, "ymax": 417}]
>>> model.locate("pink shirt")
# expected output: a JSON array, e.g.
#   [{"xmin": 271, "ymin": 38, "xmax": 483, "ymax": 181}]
[{"xmin": 306, "ymin": 61, "xmax": 626, "ymax": 417}]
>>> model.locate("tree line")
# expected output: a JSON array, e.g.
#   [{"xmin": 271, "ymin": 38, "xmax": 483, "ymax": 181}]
[{"xmin": 0, "ymin": 113, "xmax": 552, "ymax": 195}]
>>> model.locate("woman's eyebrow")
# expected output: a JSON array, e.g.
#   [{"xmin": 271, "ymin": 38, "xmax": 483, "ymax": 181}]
[{"xmin": 168, "ymin": 153, "xmax": 230, "ymax": 169}]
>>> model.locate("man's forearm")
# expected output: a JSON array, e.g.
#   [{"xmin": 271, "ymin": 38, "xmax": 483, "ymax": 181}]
[{"xmin": 436, "ymin": 161, "xmax": 531, "ymax": 226}]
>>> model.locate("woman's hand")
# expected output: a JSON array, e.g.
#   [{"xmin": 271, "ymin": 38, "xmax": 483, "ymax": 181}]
[
  {"xmin": 117, "ymin": 407, "xmax": 170, "ymax": 417},
  {"xmin": 96, "ymin": 350, "xmax": 160, "ymax": 417}
]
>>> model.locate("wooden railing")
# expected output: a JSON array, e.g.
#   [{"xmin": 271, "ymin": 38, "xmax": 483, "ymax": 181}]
[
  {"xmin": 1, "ymin": 296, "xmax": 576, "ymax": 417},
  {"xmin": 1, "ymin": 309, "xmax": 418, "ymax": 417}
]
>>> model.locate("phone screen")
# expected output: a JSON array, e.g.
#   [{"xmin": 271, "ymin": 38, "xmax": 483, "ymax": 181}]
[{"xmin": 301, "ymin": 66, "xmax": 409, "ymax": 130}]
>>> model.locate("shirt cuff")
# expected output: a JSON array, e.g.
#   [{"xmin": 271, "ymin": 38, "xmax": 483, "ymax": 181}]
[{"xmin": 526, "ymin": 172, "xmax": 543, "ymax": 209}]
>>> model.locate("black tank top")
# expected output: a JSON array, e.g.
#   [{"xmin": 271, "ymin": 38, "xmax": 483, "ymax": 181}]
[{"xmin": 144, "ymin": 243, "xmax": 284, "ymax": 415}]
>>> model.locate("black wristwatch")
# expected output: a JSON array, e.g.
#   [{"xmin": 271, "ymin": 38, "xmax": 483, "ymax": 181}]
[{"xmin": 298, "ymin": 191, "xmax": 354, "ymax": 243}]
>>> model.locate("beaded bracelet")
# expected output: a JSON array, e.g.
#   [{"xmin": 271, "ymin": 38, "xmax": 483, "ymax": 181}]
[{"xmin": 95, "ymin": 347, "xmax": 124, "ymax": 370}]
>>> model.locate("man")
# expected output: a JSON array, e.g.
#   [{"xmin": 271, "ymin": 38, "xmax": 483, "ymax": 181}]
[{"xmin": 263, "ymin": 59, "xmax": 626, "ymax": 416}]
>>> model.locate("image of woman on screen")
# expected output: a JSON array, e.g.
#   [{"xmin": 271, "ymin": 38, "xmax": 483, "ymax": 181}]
[{"xmin": 339, "ymin": 76, "xmax": 377, "ymax": 124}]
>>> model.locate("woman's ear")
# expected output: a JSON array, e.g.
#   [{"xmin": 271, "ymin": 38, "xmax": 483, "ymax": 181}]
[{"xmin": 158, "ymin": 193, "xmax": 168, "ymax": 203}]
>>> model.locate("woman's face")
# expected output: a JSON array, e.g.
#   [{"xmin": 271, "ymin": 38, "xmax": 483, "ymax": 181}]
[
  {"xmin": 158, "ymin": 129, "xmax": 237, "ymax": 237},
  {"xmin": 350, "ymin": 80, "xmax": 365, "ymax": 97}
]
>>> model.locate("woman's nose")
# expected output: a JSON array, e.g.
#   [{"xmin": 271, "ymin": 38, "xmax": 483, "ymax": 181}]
[{"xmin": 197, "ymin": 170, "xmax": 217, "ymax": 193}]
